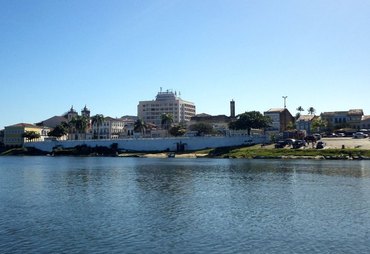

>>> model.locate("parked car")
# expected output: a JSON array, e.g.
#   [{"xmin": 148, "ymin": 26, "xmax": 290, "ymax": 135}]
[
  {"xmin": 285, "ymin": 139, "xmax": 296, "ymax": 146},
  {"xmin": 313, "ymin": 133, "xmax": 322, "ymax": 140},
  {"xmin": 292, "ymin": 140, "xmax": 306, "ymax": 149},
  {"xmin": 327, "ymin": 133, "xmax": 338, "ymax": 138},
  {"xmin": 353, "ymin": 132, "xmax": 368, "ymax": 139},
  {"xmin": 275, "ymin": 140, "xmax": 287, "ymax": 148},
  {"xmin": 316, "ymin": 141, "xmax": 326, "ymax": 149},
  {"xmin": 336, "ymin": 132, "xmax": 345, "ymax": 137}
]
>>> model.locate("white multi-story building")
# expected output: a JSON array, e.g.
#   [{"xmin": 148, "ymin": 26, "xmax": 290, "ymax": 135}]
[
  {"xmin": 92, "ymin": 117, "xmax": 126, "ymax": 139},
  {"xmin": 137, "ymin": 89, "xmax": 196, "ymax": 127}
]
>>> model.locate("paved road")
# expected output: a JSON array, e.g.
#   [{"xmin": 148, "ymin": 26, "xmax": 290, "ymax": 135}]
[{"xmin": 322, "ymin": 137, "xmax": 370, "ymax": 149}]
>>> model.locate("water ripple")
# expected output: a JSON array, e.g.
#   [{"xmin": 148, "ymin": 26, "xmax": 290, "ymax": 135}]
[{"xmin": 1, "ymin": 157, "xmax": 370, "ymax": 253}]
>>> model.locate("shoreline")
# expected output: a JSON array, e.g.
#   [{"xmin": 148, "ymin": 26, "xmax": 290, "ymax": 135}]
[{"xmin": 2, "ymin": 137, "xmax": 370, "ymax": 160}]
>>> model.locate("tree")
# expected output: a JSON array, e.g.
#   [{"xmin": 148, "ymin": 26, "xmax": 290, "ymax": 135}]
[
  {"xmin": 295, "ymin": 112, "xmax": 301, "ymax": 120},
  {"xmin": 48, "ymin": 124, "xmax": 68, "ymax": 139},
  {"xmin": 134, "ymin": 119, "xmax": 147, "ymax": 136},
  {"xmin": 296, "ymin": 106, "xmax": 304, "ymax": 113},
  {"xmin": 169, "ymin": 125, "xmax": 187, "ymax": 137},
  {"xmin": 70, "ymin": 115, "xmax": 89, "ymax": 139},
  {"xmin": 286, "ymin": 121, "xmax": 296, "ymax": 130},
  {"xmin": 22, "ymin": 131, "xmax": 41, "ymax": 141},
  {"xmin": 188, "ymin": 122, "xmax": 214, "ymax": 136},
  {"xmin": 229, "ymin": 111, "xmax": 271, "ymax": 135},
  {"xmin": 311, "ymin": 118, "xmax": 327, "ymax": 133},
  {"xmin": 161, "ymin": 113, "xmax": 173, "ymax": 130},
  {"xmin": 91, "ymin": 114, "xmax": 104, "ymax": 139},
  {"xmin": 295, "ymin": 106, "xmax": 304, "ymax": 120},
  {"xmin": 307, "ymin": 107, "xmax": 316, "ymax": 115}
]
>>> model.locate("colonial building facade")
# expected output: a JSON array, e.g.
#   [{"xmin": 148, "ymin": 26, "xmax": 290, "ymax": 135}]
[
  {"xmin": 92, "ymin": 117, "xmax": 127, "ymax": 139},
  {"xmin": 3, "ymin": 123, "xmax": 45, "ymax": 146},
  {"xmin": 137, "ymin": 89, "xmax": 196, "ymax": 127},
  {"xmin": 320, "ymin": 109, "xmax": 363, "ymax": 130}
]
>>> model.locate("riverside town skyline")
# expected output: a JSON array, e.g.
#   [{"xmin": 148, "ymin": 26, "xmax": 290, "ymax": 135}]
[{"xmin": 1, "ymin": 1, "xmax": 370, "ymax": 128}]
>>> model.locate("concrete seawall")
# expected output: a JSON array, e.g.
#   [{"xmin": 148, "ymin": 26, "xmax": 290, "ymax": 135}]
[{"xmin": 24, "ymin": 135, "xmax": 267, "ymax": 153}]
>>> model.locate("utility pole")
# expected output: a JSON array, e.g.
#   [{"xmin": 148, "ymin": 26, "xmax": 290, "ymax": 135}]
[{"xmin": 282, "ymin": 96, "xmax": 288, "ymax": 109}]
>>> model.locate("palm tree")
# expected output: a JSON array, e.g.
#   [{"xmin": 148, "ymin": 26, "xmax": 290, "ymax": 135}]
[
  {"xmin": 296, "ymin": 106, "xmax": 304, "ymax": 113},
  {"xmin": 91, "ymin": 114, "xmax": 104, "ymax": 139},
  {"xmin": 161, "ymin": 113, "xmax": 174, "ymax": 131},
  {"xmin": 70, "ymin": 115, "xmax": 89, "ymax": 140},
  {"xmin": 134, "ymin": 119, "xmax": 147, "ymax": 137},
  {"xmin": 307, "ymin": 107, "xmax": 316, "ymax": 115}
]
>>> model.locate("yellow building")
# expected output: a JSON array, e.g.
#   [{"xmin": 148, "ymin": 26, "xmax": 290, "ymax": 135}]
[{"xmin": 4, "ymin": 123, "xmax": 42, "ymax": 147}]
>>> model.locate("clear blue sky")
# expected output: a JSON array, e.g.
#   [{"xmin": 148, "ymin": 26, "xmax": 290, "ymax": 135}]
[{"xmin": 1, "ymin": 0, "xmax": 370, "ymax": 128}]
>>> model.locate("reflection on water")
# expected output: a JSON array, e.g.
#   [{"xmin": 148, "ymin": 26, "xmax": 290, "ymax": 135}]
[{"xmin": 1, "ymin": 157, "xmax": 370, "ymax": 253}]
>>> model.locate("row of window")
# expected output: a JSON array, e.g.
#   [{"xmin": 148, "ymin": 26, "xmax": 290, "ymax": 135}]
[
  {"xmin": 142, "ymin": 103, "xmax": 179, "ymax": 107},
  {"xmin": 93, "ymin": 122, "xmax": 125, "ymax": 127},
  {"xmin": 5, "ymin": 130, "xmax": 24, "ymax": 134},
  {"xmin": 5, "ymin": 138, "xmax": 22, "ymax": 142}
]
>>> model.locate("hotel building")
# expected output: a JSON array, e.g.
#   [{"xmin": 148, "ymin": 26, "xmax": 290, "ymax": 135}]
[{"xmin": 137, "ymin": 89, "xmax": 196, "ymax": 127}]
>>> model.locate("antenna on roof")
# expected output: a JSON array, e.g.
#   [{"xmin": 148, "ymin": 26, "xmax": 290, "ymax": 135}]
[
  {"xmin": 160, "ymin": 87, "xmax": 162, "ymax": 92},
  {"xmin": 282, "ymin": 96, "xmax": 288, "ymax": 109}
]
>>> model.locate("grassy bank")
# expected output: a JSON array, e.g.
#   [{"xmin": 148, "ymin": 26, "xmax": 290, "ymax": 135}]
[
  {"xmin": 2, "ymin": 145, "xmax": 370, "ymax": 160},
  {"xmin": 207, "ymin": 145, "xmax": 370, "ymax": 159}
]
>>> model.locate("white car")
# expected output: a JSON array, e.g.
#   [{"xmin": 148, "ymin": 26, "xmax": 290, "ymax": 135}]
[{"xmin": 353, "ymin": 132, "xmax": 368, "ymax": 139}]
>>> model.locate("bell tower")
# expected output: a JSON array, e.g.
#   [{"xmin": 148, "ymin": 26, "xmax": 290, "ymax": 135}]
[
  {"xmin": 67, "ymin": 106, "xmax": 78, "ymax": 122},
  {"xmin": 81, "ymin": 105, "xmax": 90, "ymax": 118},
  {"xmin": 230, "ymin": 100, "xmax": 235, "ymax": 118}
]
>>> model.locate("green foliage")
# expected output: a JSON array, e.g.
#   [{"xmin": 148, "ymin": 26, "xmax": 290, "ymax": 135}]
[
  {"xmin": 286, "ymin": 121, "xmax": 296, "ymax": 130},
  {"xmin": 70, "ymin": 115, "xmax": 89, "ymax": 134},
  {"xmin": 307, "ymin": 107, "xmax": 316, "ymax": 115},
  {"xmin": 48, "ymin": 124, "xmax": 68, "ymax": 138},
  {"xmin": 229, "ymin": 111, "xmax": 271, "ymax": 135},
  {"xmin": 169, "ymin": 125, "xmax": 186, "ymax": 136},
  {"xmin": 22, "ymin": 131, "xmax": 41, "ymax": 141},
  {"xmin": 296, "ymin": 106, "xmax": 304, "ymax": 112},
  {"xmin": 311, "ymin": 118, "xmax": 327, "ymax": 133},
  {"xmin": 161, "ymin": 113, "xmax": 174, "ymax": 130},
  {"xmin": 134, "ymin": 119, "xmax": 147, "ymax": 134},
  {"xmin": 295, "ymin": 112, "xmax": 301, "ymax": 120},
  {"xmin": 188, "ymin": 122, "xmax": 214, "ymax": 136},
  {"xmin": 91, "ymin": 114, "xmax": 105, "ymax": 139},
  {"xmin": 208, "ymin": 146, "xmax": 370, "ymax": 159},
  {"xmin": 91, "ymin": 114, "xmax": 104, "ymax": 127}
]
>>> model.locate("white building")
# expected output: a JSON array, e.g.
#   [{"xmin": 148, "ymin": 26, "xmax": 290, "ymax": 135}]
[
  {"xmin": 137, "ymin": 89, "xmax": 196, "ymax": 127},
  {"xmin": 92, "ymin": 117, "xmax": 126, "ymax": 139}
]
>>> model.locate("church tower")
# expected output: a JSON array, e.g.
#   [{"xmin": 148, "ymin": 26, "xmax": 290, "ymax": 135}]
[
  {"xmin": 67, "ymin": 106, "xmax": 78, "ymax": 122},
  {"xmin": 81, "ymin": 105, "xmax": 90, "ymax": 118}
]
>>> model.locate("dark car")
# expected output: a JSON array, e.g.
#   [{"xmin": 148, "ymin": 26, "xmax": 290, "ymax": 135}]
[
  {"xmin": 292, "ymin": 140, "xmax": 306, "ymax": 149},
  {"xmin": 275, "ymin": 140, "xmax": 287, "ymax": 148},
  {"xmin": 316, "ymin": 141, "xmax": 326, "ymax": 149},
  {"xmin": 285, "ymin": 138, "xmax": 296, "ymax": 147}
]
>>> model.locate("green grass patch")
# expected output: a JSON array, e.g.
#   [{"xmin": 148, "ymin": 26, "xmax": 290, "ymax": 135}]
[{"xmin": 208, "ymin": 146, "xmax": 370, "ymax": 159}]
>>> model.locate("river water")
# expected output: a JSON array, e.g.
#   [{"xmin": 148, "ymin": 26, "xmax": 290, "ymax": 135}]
[{"xmin": 1, "ymin": 157, "xmax": 370, "ymax": 253}]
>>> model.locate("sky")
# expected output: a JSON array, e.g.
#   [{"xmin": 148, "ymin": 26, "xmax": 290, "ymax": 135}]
[{"xmin": 1, "ymin": 0, "xmax": 370, "ymax": 128}]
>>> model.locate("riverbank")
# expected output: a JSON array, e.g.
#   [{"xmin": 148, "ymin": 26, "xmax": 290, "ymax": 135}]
[{"xmin": 2, "ymin": 137, "xmax": 370, "ymax": 160}]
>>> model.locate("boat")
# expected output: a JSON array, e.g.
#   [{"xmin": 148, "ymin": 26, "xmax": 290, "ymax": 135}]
[{"xmin": 167, "ymin": 152, "xmax": 175, "ymax": 158}]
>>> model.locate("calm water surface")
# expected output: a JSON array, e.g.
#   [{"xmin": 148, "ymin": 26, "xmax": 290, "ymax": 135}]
[{"xmin": 1, "ymin": 157, "xmax": 370, "ymax": 253}]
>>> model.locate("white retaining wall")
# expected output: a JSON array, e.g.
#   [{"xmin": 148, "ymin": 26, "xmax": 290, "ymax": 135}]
[{"xmin": 24, "ymin": 135, "xmax": 268, "ymax": 153}]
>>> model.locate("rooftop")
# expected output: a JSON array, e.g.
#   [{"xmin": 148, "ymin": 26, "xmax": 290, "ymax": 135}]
[
  {"xmin": 297, "ymin": 115, "xmax": 316, "ymax": 121},
  {"xmin": 6, "ymin": 123, "xmax": 42, "ymax": 128},
  {"xmin": 265, "ymin": 108, "xmax": 285, "ymax": 113}
]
